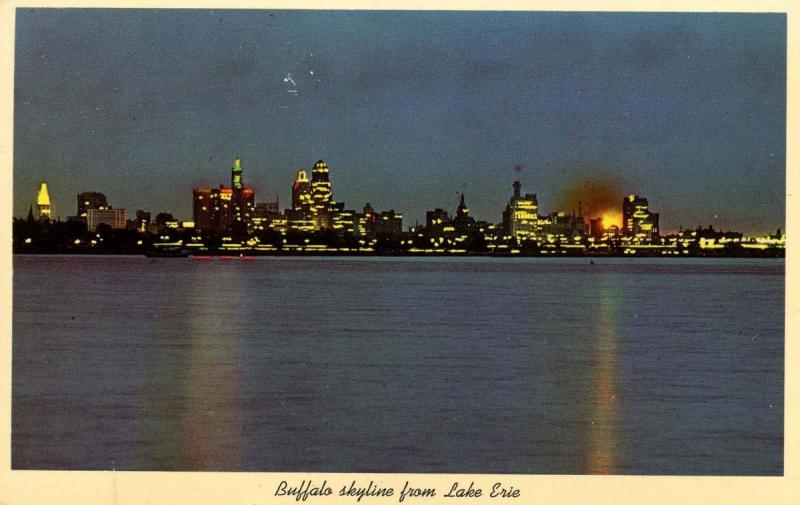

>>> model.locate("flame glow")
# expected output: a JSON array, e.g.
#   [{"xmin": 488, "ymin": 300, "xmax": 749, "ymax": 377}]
[
  {"xmin": 557, "ymin": 174, "xmax": 624, "ymax": 225},
  {"xmin": 599, "ymin": 209, "xmax": 622, "ymax": 228}
]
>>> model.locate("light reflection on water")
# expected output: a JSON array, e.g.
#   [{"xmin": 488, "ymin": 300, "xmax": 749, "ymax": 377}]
[
  {"xmin": 586, "ymin": 280, "xmax": 620, "ymax": 474},
  {"xmin": 137, "ymin": 266, "xmax": 246, "ymax": 469},
  {"xmin": 12, "ymin": 256, "xmax": 784, "ymax": 474},
  {"xmin": 183, "ymin": 267, "xmax": 243, "ymax": 470}
]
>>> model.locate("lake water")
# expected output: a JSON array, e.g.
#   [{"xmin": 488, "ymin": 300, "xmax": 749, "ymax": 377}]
[{"xmin": 12, "ymin": 255, "xmax": 784, "ymax": 474}]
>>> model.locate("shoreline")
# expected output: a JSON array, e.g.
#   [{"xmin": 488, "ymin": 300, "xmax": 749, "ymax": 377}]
[{"xmin": 11, "ymin": 250, "xmax": 786, "ymax": 259}]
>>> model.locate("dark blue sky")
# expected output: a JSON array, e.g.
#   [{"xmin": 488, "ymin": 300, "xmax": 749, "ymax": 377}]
[{"xmin": 14, "ymin": 9, "xmax": 785, "ymax": 234}]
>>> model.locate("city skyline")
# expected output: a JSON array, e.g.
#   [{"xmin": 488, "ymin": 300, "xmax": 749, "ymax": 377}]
[
  {"xmin": 13, "ymin": 10, "xmax": 786, "ymax": 235},
  {"xmin": 18, "ymin": 154, "xmax": 778, "ymax": 238}
]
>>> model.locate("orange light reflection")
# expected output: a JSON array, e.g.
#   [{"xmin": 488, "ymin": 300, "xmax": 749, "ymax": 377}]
[{"xmin": 586, "ymin": 283, "xmax": 621, "ymax": 474}]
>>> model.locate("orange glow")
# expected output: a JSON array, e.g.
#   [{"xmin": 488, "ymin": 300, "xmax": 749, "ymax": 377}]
[{"xmin": 599, "ymin": 209, "xmax": 622, "ymax": 228}]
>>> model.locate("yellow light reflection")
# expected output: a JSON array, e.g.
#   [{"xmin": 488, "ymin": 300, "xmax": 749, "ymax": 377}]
[{"xmin": 586, "ymin": 282, "xmax": 621, "ymax": 474}]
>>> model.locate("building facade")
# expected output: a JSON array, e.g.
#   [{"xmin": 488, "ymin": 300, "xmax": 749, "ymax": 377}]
[
  {"xmin": 192, "ymin": 157, "xmax": 256, "ymax": 235},
  {"xmin": 622, "ymin": 194, "xmax": 660, "ymax": 242},
  {"xmin": 425, "ymin": 208, "xmax": 450, "ymax": 237},
  {"xmin": 502, "ymin": 181, "xmax": 540, "ymax": 241},
  {"xmin": 292, "ymin": 170, "xmax": 313, "ymax": 211},
  {"xmin": 540, "ymin": 210, "xmax": 588, "ymax": 239},
  {"xmin": 87, "ymin": 208, "xmax": 126, "ymax": 230},
  {"xmin": 310, "ymin": 160, "xmax": 334, "ymax": 229},
  {"xmin": 364, "ymin": 204, "xmax": 403, "ymax": 237}
]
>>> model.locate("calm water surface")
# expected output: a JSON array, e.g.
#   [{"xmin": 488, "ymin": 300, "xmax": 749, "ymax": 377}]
[{"xmin": 12, "ymin": 255, "xmax": 784, "ymax": 474}]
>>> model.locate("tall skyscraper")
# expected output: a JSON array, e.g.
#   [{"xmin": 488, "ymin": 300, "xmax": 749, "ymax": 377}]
[
  {"xmin": 292, "ymin": 169, "xmax": 313, "ymax": 211},
  {"xmin": 502, "ymin": 181, "xmax": 539, "ymax": 240},
  {"xmin": 36, "ymin": 180, "xmax": 51, "ymax": 222},
  {"xmin": 311, "ymin": 160, "xmax": 333, "ymax": 229},
  {"xmin": 622, "ymin": 194, "xmax": 660, "ymax": 242},
  {"xmin": 192, "ymin": 157, "xmax": 255, "ymax": 234},
  {"xmin": 232, "ymin": 157, "xmax": 243, "ymax": 190}
]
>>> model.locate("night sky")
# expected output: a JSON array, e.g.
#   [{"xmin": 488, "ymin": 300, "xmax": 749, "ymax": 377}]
[{"xmin": 13, "ymin": 9, "xmax": 786, "ymax": 234}]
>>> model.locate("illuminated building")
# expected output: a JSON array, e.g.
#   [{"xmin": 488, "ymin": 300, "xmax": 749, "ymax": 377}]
[
  {"xmin": 541, "ymin": 209, "xmax": 587, "ymax": 239},
  {"xmin": 231, "ymin": 157, "xmax": 243, "ymax": 190},
  {"xmin": 622, "ymin": 194, "xmax": 660, "ymax": 243},
  {"xmin": 77, "ymin": 192, "xmax": 108, "ymax": 220},
  {"xmin": 36, "ymin": 180, "xmax": 51, "ymax": 222},
  {"xmin": 292, "ymin": 170, "xmax": 313, "ymax": 211},
  {"xmin": 363, "ymin": 203, "xmax": 376, "ymax": 234},
  {"xmin": 230, "ymin": 157, "xmax": 255, "ymax": 233},
  {"xmin": 192, "ymin": 157, "xmax": 256, "ymax": 234},
  {"xmin": 311, "ymin": 159, "xmax": 333, "ymax": 229},
  {"xmin": 287, "ymin": 158, "xmax": 383, "ymax": 235},
  {"xmin": 364, "ymin": 203, "xmax": 403, "ymax": 237},
  {"xmin": 332, "ymin": 208, "xmax": 359, "ymax": 235},
  {"xmin": 253, "ymin": 200, "xmax": 283, "ymax": 231},
  {"xmin": 237, "ymin": 187, "xmax": 256, "ymax": 227},
  {"xmin": 87, "ymin": 208, "xmax": 126, "ymax": 230},
  {"xmin": 425, "ymin": 208, "xmax": 450, "ymax": 237},
  {"xmin": 502, "ymin": 181, "xmax": 539, "ymax": 241},
  {"xmin": 286, "ymin": 169, "xmax": 316, "ymax": 231},
  {"xmin": 285, "ymin": 208, "xmax": 316, "ymax": 232},
  {"xmin": 193, "ymin": 186, "xmax": 229, "ymax": 232}
]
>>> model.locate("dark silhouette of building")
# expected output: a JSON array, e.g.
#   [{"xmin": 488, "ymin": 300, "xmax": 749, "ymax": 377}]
[
  {"xmin": 452, "ymin": 193, "xmax": 476, "ymax": 234},
  {"xmin": 133, "ymin": 210, "xmax": 151, "ymax": 232},
  {"xmin": 255, "ymin": 201, "xmax": 280, "ymax": 218},
  {"xmin": 364, "ymin": 203, "xmax": 403, "ymax": 237},
  {"xmin": 693, "ymin": 224, "xmax": 743, "ymax": 241},
  {"xmin": 77, "ymin": 192, "xmax": 108, "ymax": 220},
  {"xmin": 589, "ymin": 217, "xmax": 604, "ymax": 239},
  {"xmin": 425, "ymin": 208, "xmax": 450, "ymax": 237},
  {"xmin": 155, "ymin": 212, "xmax": 176, "ymax": 230}
]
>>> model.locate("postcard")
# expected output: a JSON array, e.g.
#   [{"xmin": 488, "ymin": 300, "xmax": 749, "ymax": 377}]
[{"xmin": 1, "ymin": 2, "xmax": 797, "ymax": 504}]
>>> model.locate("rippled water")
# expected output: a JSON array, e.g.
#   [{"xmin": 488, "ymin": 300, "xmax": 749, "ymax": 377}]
[{"xmin": 12, "ymin": 255, "xmax": 784, "ymax": 474}]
